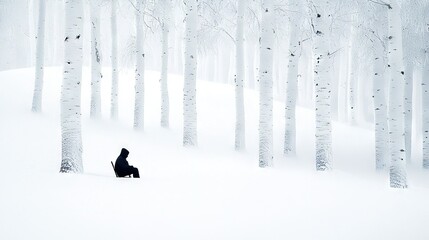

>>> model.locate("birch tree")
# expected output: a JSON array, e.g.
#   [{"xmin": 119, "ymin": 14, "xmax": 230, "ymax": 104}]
[
  {"xmin": 403, "ymin": 58, "xmax": 413, "ymax": 164},
  {"xmin": 110, "ymin": 0, "xmax": 119, "ymax": 119},
  {"xmin": 284, "ymin": 0, "xmax": 303, "ymax": 155},
  {"xmin": 245, "ymin": 0, "xmax": 261, "ymax": 90},
  {"xmin": 401, "ymin": 0, "xmax": 423, "ymax": 163},
  {"xmin": 372, "ymin": 25, "xmax": 389, "ymax": 170},
  {"xmin": 308, "ymin": 0, "xmax": 333, "ymax": 171},
  {"xmin": 386, "ymin": 0, "xmax": 407, "ymax": 188},
  {"xmin": 259, "ymin": 0, "xmax": 275, "ymax": 167},
  {"xmin": 402, "ymin": 23, "xmax": 414, "ymax": 165},
  {"xmin": 60, "ymin": 0, "xmax": 84, "ymax": 173},
  {"xmin": 364, "ymin": 3, "xmax": 390, "ymax": 170},
  {"xmin": 347, "ymin": 16, "xmax": 359, "ymax": 125},
  {"xmin": 235, "ymin": 0, "xmax": 246, "ymax": 150},
  {"xmin": 134, "ymin": 0, "xmax": 145, "ymax": 129},
  {"xmin": 160, "ymin": 0, "xmax": 172, "ymax": 128},
  {"xmin": 198, "ymin": 0, "xmax": 246, "ymax": 150},
  {"xmin": 183, "ymin": 0, "xmax": 198, "ymax": 146},
  {"xmin": 90, "ymin": 0, "xmax": 102, "ymax": 118},
  {"xmin": 423, "ymin": 3, "xmax": 429, "ymax": 169},
  {"xmin": 31, "ymin": 0, "xmax": 46, "ymax": 112}
]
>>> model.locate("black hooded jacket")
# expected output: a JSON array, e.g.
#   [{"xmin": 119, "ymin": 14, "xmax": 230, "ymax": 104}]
[{"xmin": 115, "ymin": 148, "xmax": 132, "ymax": 176}]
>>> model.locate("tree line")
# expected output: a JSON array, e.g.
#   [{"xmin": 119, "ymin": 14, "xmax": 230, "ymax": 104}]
[{"xmin": 15, "ymin": 0, "xmax": 429, "ymax": 188}]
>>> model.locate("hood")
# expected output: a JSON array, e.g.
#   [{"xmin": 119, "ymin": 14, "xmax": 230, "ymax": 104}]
[{"xmin": 120, "ymin": 148, "xmax": 129, "ymax": 158}]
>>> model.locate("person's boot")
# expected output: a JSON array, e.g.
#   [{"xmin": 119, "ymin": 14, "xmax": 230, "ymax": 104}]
[{"xmin": 133, "ymin": 168, "xmax": 140, "ymax": 178}]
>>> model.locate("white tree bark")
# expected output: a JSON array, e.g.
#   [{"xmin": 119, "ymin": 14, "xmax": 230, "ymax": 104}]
[
  {"xmin": 284, "ymin": 0, "xmax": 302, "ymax": 155},
  {"xmin": 423, "ymin": 62, "xmax": 429, "ymax": 169},
  {"xmin": 259, "ymin": 0, "xmax": 275, "ymax": 168},
  {"xmin": 134, "ymin": 0, "xmax": 145, "ymax": 129},
  {"xmin": 309, "ymin": 0, "xmax": 332, "ymax": 171},
  {"xmin": 235, "ymin": 0, "xmax": 246, "ymax": 150},
  {"xmin": 160, "ymin": 0, "xmax": 171, "ymax": 128},
  {"xmin": 90, "ymin": 0, "xmax": 102, "ymax": 118},
  {"xmin": 368, "ymin": 4, "xmax": 389, "ymax": 171},
  {"xmin": 60, "ymin": 0, "xmax": 84, "ymax": 173},
  {"xmin": 347, "ymin": 22, "xmax": 359, "ymax": 125},
  {"xmin": 387, "ymin": 0, "xmax": 407, "ymax": 188},
  {"xmin": 373, "ymin": 42, "xmax": 389, "ymax": 170},
  {"xmin": 110, "ymin": 0, "xmax": 119, "ymax": 119},
  {"xmin": 183, "ymin": 0, "xmax": 198, "ymax": 146},
  {"xmin": 31, "ymin": 0, "xmax": 46, "ymax": 112},
  {"xmin": 423, "ymin": 6, "xmax": 429, "ymax": 169},
  {"xmin": 403, "ymin": 62, "xmax": 413, "ymax": 163}
]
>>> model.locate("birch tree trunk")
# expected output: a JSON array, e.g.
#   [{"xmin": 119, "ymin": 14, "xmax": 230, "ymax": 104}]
[
  {"xmin": 134, "ymin": 0, "xmax": 145, "ymax": 129},
  {"xmin": 60, "ymin": 0, "xmax": 84, "ymax": 173},
  {"xmin": 309, "ymin": 0, "xmax": 332, "ymax": 171},
  {"xmin": 387, "ymin": 0, "xmax": 407, "ymax": 188},
  {"xmin": 90, "ymin": 0, "xmax": 102, "ymax": 118},
  {"xmin": 284, "ymin": 0, "xmax": 302, "ymax": 155},
  {"xmin": 403, "ymin": 62, "xmax": 413, "ymax": 163},
  {"xmin": 373, "ymin": 43, "xmax": 389, "ymax": 170},
  {"xmin": 31, "ymin": 0, "xmax": 46, "ymax": 112},
  {"xmin": 110, "ymin": 0, "xmax": 119, "ymax": 119},
  {"xmin": 183, "ymin": 0, "xmax": 198, "ymax": 146},
  {"xmin": 160, "ymin": 0, "xmax": 171, "ymax": 128},
  {"xmin": 422, "ymin": 7, "xmax": 429, "ymax": 169},
  {"xmin": 259, "ymin": 0, "xmax": 275, "ymax": 167},
  {"xmin": 348, "ymin": 23, "xmax": 359, "ymax": 125},
  {"xmin": 423, "ymin": 62, "xmax": 429, "ymax": 169},
  {"xmin": 235, "ymin": 0, "xmax": 246, "ymax": 150}
]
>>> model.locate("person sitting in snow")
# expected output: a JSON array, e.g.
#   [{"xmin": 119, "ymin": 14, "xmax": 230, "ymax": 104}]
[{"xmin": 115, "ymin": 148, "xmax": 140, "ymax": 178}]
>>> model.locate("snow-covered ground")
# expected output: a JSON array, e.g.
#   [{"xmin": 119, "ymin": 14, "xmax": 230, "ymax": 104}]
[{"xmin": 1, "ymin": 67, "xmax": 428, "ymax": 240}]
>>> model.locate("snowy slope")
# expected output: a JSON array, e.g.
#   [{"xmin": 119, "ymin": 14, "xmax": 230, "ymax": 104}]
[{"xmin": 0, "ymin": 67, "xmax": 428, "ymax": 240}]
